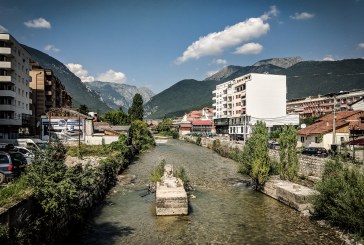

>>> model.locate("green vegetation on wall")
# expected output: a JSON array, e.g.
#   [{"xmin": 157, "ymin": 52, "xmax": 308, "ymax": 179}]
[{"xmin": 278, "ymin": 126, "xmax": 299, "ymax": 181}]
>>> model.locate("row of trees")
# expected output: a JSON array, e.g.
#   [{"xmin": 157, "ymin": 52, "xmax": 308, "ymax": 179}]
[{"xmin": 239, "ymin": 121, "xmax": 299, "ymax": 189}]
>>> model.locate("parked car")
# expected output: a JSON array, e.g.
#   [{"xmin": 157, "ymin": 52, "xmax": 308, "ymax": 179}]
[
  {"xmin": 269, "ymin": 141, "xmax": 280, "ymax": 150},
  {"xmin": 0, "ymin": 151, "xmax": 28, "ymax": 184},
  {"xmin": 301, "ymin": 147, "xmax": 329, "ymax": 157},
  {"xmin": 14, "ymin": 146, "xmax": 34, "ymax": 164}
]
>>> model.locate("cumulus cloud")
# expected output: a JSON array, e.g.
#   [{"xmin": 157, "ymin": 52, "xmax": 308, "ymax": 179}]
[
  {"xmin": 96, "ymin": 69, "xmax": 126, "ymax": 83},
  {"xmin": 323, "ymin": 55, "xmax": 335, "ymax": 61},
  {"xmin": 175, "ymin": 7, "xmax": 277, "ymax": 64},
  {"xmin": 24, "ymin": 18, "xmax": 51, "ymax": 29},
  {"xmin": 0, "ymin": 25, "xmax": 8, "ymax": 33},
  {"xmin": 234, "ymin": 42, "xmax": 263, "ymax": 55},
  {"xmin": 212, "ymin": 59, "xmax": 228, "ymax": 65},
  {"xmin": 44, "ymin": 44, "xmax": 60, "ymax": 52},
  {"xmin": 290, "ymin": 12, "xmax": 315, "ymax": 20},
  {"xmin": 358, "ymin": 43, "xmax": 364, "ymax": 49},
  {"xmin": 66, "ymin": 63, "xmax": 95, "ymax": 82},
  {"xmin": 261, "ymin": 5, "xmax": 279, "ymax": 21}
]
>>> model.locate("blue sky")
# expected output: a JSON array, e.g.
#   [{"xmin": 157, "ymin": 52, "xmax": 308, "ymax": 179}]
[{"xmin": 1, "ymin": 0, "xmax": 364, "ymax": 93}]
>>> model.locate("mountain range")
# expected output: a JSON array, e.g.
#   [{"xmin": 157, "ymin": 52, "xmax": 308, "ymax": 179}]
[
  {"xmin": 23, "ymin": 45, "xmax": 152, "ymax": 114},
  {"xmin": 86, "ymin": 81, "xmax": 154, "ymax": 111},
  {"xmin": 145, "ymin": 58, "xmax": 364, "ymax": 119}
]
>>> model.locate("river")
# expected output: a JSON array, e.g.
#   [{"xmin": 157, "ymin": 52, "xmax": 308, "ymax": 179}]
[{"xmin": 73, "ymin": 139, "xmax": 342, "ymax": 244}]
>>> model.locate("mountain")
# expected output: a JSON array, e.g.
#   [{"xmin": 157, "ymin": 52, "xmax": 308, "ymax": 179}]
[
  {"xmin": 86, "ymin": 81, "xmax": 154, "ymax": 111},
  {"xmin": 145, "ymin": 58, "xmax": 364, "ymax": 119},
  {"xmin": 253, "ymin": 57, "xmax": 304, "ymax": 69},
  {"xmin": 22, "ymin": 45, "xmax": 111, "ymax": 114}
]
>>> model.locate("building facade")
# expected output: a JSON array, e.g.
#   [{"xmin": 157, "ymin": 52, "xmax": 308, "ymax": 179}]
[
  {"xmin": 287, "ymin": 89, "xmax": 364, "ymax": 119},
  {"xmin": 29, "ymin": 62, "xmax": 72, "ymax": 135},
  {"xmin": 0, "ymin": 33, "xmax": 32, "ymax": 139},
  {"xmin": 213, "ymin": 73, "xmax": 297, "ymax": 140}
]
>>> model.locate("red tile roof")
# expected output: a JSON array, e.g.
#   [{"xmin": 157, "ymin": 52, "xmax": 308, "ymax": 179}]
[
  {"xmin": 298, "ymin": 110, "xmax": 363, "ymax": 136},
  {"xmin": 192, "ymin": 120, "xmax": 213, "ymax": 126}
]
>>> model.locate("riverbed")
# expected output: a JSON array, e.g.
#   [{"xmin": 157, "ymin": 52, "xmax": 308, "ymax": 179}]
[{"xmin": 73, "ymin": 139, "xmax": 343, "ymax": 244}]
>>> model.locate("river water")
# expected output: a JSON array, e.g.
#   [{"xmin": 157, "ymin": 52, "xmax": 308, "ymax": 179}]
[{"xmin": 74, "ymin": 139, "xmax": 342, "ymax": 244}]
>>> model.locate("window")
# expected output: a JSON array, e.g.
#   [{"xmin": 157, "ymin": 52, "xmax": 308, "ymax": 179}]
[
  {"xmin": 300, "ymin": 137, "xmax": 305, "ymax": 143},
  {"xmin": 340, "ymin": 137, "xmax": 345, "ymax": 142}
]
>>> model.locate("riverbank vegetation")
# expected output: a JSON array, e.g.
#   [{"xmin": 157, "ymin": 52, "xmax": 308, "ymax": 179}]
[
  {"xmin": 156, "ymin": 117, "xmax": 179, "ymax": 139},
  {"xmin": 0, "ymin": 125, "xmax": 155, "ymax": 244},
  {"xmin": 313, "ymin": 157, "xmax": 364, "ymax": 237}
]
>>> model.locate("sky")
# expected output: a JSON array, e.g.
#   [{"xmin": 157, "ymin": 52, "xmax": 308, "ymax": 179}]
[{"xmin": 1, "ymin": 0, "xmax": 364, "ymax": 93}]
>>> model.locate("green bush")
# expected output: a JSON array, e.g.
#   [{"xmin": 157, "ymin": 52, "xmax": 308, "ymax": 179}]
[
  {"xmin": 150, "ymin": 159, "xmax": 166, "ymax": 182},
  {"xmin": 130, "ymin": 120, "xmax": 156, "ymax": 151},
  {"xmin": 175, "ymin": 166, "xmax": 190, "ymax": 190},
  {"xmin": 196, "ymin": 136, "xmax": 201, "ymax": 146},
  {"xmin": 313, "ymin": 158, "xmax": 364, "ymax": 236}
]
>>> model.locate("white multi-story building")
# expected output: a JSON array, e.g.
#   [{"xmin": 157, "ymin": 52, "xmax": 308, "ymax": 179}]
[
  {"xmin": 212, "ymin": 73, "xmax": 298, "ymax": 140},
  {"xmin": 0, "ymin": 33, "xmax": 32, "ymax": 139}
]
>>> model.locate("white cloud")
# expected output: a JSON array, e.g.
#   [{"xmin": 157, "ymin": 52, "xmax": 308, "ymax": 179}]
[
  {"xmin": 44, "ymin": 44, "xmax": 60, "ymax": 52},
  {"xmin": 234, "ymin": 42, "xmax": 263, "ymax": 55},
  {"xmin": 358, "ymin": 43, "xmax": 364, "ymax": 49},
  {"xmin": 261, "ymin": 5, "xmax": 279, "ymax": 21},
  {"xmin": 66, "ymin": 63, "xmax": 95, "ymax": 82},
  {"xmin": 96, "ymin": 69, "xmax": 126, "ymax": 83},
  {"xmin": 175, "ymin": 7, "xmax": 276, "ymax": 64},
  {"xmin": 323, "ymin": 55, "xmax": 335, "ymax": 61},
  {"xmin": 290, "ymin": 12, "xmax": 315, "ymax": 20},
  {"xmin": 212, "ymin": 59, "xmax": 228, "ymax": 65},
  {"xmin": 24, "ymin": 18, "xmax": 51, "ymax": 29},
  {"xmin": 0, "ymin": 25, "xmax": 8, "ymax": 33}
]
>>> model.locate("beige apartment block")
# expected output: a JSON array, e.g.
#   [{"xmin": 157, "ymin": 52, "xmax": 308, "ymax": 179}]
[{"xmin": 29, "ymin": 62, "xmax": 72, "ymax": 135}]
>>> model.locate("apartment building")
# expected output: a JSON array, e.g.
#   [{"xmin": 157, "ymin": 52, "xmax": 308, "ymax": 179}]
[
  {"xmin": 29, "ymin": 62, "xmax": 72, "ymax": 135},
  {"xmin": 213, "ymin": 73, "xmax": 298, "ymax": 139},
  {"xmin": 0, "ymin": 33, "xmax": 32, "ymax": 139},
  {"xmin": 287, "ymin": 89, "xmax": 364, "ymax": 119}
]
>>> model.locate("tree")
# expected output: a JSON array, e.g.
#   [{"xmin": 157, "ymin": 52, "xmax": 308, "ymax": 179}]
[
  {"xmin": 278, "ymin": 125, "xmax": 299, "ymax": 181},
  {"xmin": 240, "ymin": 121, "xmax": 270, "ymax": 189},
  {"xmin": 129, "ymin": 120, "xmax": 155, "ymax": 151},
  {"xmin": 128, "ymin": 93, "xmax": 144, "ymax": 121},
  {"xmin": 103, "ymin": 110, "xmax": 130, "ymax": 125},
  {"xmin": 157, "ymin": 116, "xmax": 173, "ymax": 132},
  {"xmin": 79, "ymin": 104, "xmax": 89, "ymax": 115}
]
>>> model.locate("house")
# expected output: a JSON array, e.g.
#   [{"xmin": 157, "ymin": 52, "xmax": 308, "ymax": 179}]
[
  {"xmin": 176, "ymin": 108, "xmax": 215, "ymax": 135},
  {"xmin": 298, "ymin": 110, "xmax": 364, "ymax": 150}
]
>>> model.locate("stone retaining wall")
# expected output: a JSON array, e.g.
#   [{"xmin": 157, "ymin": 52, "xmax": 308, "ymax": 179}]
[{"xmin": 184, "ymin": 136, "xmax": 326, "ymax": 178}]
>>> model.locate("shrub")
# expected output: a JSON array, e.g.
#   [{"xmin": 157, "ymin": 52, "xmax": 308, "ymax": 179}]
[
  {"xmin": 175, "ymin": 166, "xmax": 191, "ymax": 190},
  {"xmin": 150, "ymin": 159, "xmax": 166, "ymax": 182},
  {"xmin": 313, "ymin": 158, "xmax": 364, "ymax": 236},
  {"xmin": 196, "ymin": 136, "xmax": 201, "ymax": 146},
  {"xmin": 278, "ymin": 125, "xmax": 299, "ymax": 181}
]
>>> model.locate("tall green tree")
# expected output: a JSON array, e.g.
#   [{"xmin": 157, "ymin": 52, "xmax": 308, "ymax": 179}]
[
  {"xmin": 129, "ymin": 120, "xmax": 155, "ymax": 151},
  {"xmin": 157, "ymin": 116, "xmax": 173, "ymax": 132},
  {"xmin": 128, "ymin": 93, "xmax": 144, "ymax": 121},
  {"xmin": 240, "ymin": 121, "xmax": 270, "ymax": 189},
  {"xmin": 79, "ymin": 104, "xmax": 89, "ymax": 115},
  {"xmin": 278, "ymin": 125, "xmax": 299, "ymax": 181}
]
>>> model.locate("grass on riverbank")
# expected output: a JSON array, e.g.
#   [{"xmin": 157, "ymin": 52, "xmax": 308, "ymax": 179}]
[
  {"xmin": 0, "ymin": 175, "xmax": 32, "ymax": 209},
  {"xmin": 67, "ymin": 144, "xmax": 113, "ymax": 157}
]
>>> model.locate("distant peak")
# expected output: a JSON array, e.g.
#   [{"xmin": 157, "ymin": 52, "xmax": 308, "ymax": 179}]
[{"xmin": 253, "ymin": 57, "xmax": 304, "ymax": 69}]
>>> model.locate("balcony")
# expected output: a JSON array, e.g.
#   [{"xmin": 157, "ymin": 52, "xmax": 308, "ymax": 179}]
[
  {"xmin": 45, "ymin": 91, "xmax": 52, "ymax": 96},
  {"xmin": 0, "ymin": 118, "xmax": 21, "ymax": 126},
  {"xmin": 0, "ymin": 90, "xmax": 16, "ymax": 97},
  {"xmin": 45, "ymin": 80, "xmax": 52, "ymax": 86},
  {"xmin": 0, "ymin": 104, "xmax": 16, "ymax": 111},
  {"xmin": 0, "ymin": 61, "xmax": 13, "ymax": 69},
  {"xmin": 0, "ymin": 75, "xmax": 12, "ymax": 83},
  {"xmin": 0, "ymin": 47, "xmax": 13, "ymax": 56},
  {"xmin": 212, "ymin": 97, "xmax": 216, "ymax": 100}
]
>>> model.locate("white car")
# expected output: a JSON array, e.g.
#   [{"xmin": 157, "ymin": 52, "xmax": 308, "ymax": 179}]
[{"xmin": 14, "ymin": 146, "xmax": 34, "ymax": 164}]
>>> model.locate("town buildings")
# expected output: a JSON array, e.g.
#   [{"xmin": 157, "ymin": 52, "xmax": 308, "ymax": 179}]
[
  {"xmin": 0, "ymin": 32, "xmax": 72, "ymax": 140},
  {"xmin": 176, "ymin": 107, "xmax": 215, "ymax": 135},
  {"xmin": 29, "ymin": 62, "xmax": 72, "ymax": 135},
  {"xmin": 0, "ymin": 33, "xmax": 33, "ymax": 139},
  {"xmin": 212, "ymin": 73, "xmax": 298, "ymax": 140},
  {"xmin": 287, "ymin": 89, "xmax": 364, "ymax": 119}
]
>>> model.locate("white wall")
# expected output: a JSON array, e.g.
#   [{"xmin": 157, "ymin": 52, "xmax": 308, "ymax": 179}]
[
  {"xmin": 246, "ymin": 73, "xmax": 286, "ymax": 119},
  {"xmin": 297, "ymin": 132, "xmax": 349, "ymax": 149}
]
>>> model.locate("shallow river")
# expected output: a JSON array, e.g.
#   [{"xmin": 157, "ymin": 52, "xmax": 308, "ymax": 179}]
[{"xmin": 73, "ymin": 139, "xmax": 342, "ymax": 244}]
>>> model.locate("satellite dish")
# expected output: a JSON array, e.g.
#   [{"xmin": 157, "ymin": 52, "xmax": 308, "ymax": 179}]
[{"xmin": 300, "ymin": 123, "xmax": 306, "ymax": 128}]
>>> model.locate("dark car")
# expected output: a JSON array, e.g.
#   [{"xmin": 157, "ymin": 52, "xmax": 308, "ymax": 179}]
[
  {"xmin": 301, "ymin": 147, "xmax": 329, "ymax": 157},
  {"xmin": 269, "ymin": 141, "xmax": 280, "ymax": 150},
  {"xmin": 0, "ymin": 151, "xmax": 28, "ymax": 184}
]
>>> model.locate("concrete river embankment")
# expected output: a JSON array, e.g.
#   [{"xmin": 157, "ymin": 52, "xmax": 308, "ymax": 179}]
[{"xmin": 72, "ymin": 138, "xmax": 343, "ymax": 244}]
